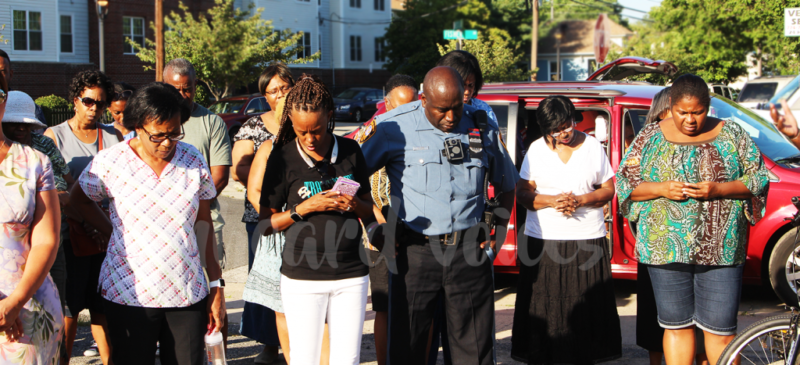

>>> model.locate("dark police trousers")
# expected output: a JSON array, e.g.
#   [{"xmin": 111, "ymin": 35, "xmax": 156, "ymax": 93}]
[{"xmin": 388, "ymin": 234, "xmax": 494, "ymax": 365}]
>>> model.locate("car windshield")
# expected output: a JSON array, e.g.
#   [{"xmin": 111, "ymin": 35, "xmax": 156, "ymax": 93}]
[
  {"xmin": 768, "ymin": 75, "xmax": 800, "ymax": 106},
  {"xmin": 209, "ymin": 100, "xmax": 246, "ymax": 114},
  {"xmin": 738, "ymin": 82, "xmax": 779, "ymax": 103},
  {"xmin": 336, "ymin": 90, "xmax": 363, "ymax": 100},
  {"xmin": 709, "ymin": 96, "xmax": 800, "ymax": 162}
]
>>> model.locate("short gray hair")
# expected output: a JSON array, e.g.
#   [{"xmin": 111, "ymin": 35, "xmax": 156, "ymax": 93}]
[{"xmin": 164, "ymin": 58, "xmax": 196, "ymax": 80}]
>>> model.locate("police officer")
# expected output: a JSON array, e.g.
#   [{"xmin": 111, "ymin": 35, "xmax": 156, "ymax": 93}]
[{"xmin": 360, "ymin": 67, "xmax": 518, "ymax": 365}]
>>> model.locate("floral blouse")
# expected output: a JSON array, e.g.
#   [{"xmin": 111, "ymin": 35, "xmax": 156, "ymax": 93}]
[
  {"xmin": 0, "ymin": 143, "xmax": 63, "ymax": 363},
  {"xmin": 233, "ymin": 115, "xmax": 276, "ymax": 223},
  {"xmin": 31, "ymin": 134, "xmax": 70, "ymax": 192},
  {"xmin": 79, "ymin": 141, "xmax": 216, "ymax": 307},
  {"xmin": 616, "ymin": 121, "xmax": 769, "ymax": 266}
]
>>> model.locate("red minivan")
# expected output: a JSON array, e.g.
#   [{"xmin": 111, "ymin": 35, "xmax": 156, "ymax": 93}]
[{"xmin": 349, "ymin": 58, "xmax": 800, "ymax": 305}]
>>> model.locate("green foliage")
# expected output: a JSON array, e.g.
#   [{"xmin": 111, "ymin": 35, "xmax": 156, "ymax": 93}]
[
  {"xmin": 613, "ymin": 0, "xmax": 800, "ymax": 83},
  {"xmin": 384, "ymin": 0, "xmax": 628, "ymax": 82},
  {"xmin": 34, "ymin": 95, "xmax": 71, "ymax": 110},
  {"xmin": 129, "ymin": 0, "xmax": 319, "ymax": 100},
  {"xmin": 437, "ymin": 33, "xmax": 533, "ymax": 82},
  {"xmin": 194, "ymin": 83, "xmax": 213, "ymax": 107}
]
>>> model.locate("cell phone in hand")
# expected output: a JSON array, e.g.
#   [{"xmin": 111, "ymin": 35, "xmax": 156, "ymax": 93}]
[{"xmin": 331, "ymin": 177, "xmax": 360, "ymax": 197}]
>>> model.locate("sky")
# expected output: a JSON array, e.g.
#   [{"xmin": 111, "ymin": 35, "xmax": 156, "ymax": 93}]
[{"xmin": 618, "ymin": 0, "xmax": 662, "ymax": 24}]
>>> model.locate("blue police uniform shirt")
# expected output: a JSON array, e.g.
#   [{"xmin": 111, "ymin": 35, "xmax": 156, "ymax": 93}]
[
  {"xmin": 360, "ymin": 100, "xmax": 519, "ymax": 236},
  {"xmin": 470, "ymin": 98, "xmax": 499, "ymax": 130}
]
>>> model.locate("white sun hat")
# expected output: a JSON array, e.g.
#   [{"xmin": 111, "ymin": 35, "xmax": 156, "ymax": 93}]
[{"xmin": 2, "ymin": 91, "xmax": 47, "ymax": 129}]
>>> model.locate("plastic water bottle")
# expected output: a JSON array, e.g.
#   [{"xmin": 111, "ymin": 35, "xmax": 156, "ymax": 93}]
[{"xmin": 205, "ymin": 331, "xmax": 227, "ymax": 365}]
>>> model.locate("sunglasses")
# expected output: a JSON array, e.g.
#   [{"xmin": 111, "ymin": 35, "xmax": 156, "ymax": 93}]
[
  {"xmin": 113, "ymin": 90, "xmax": 133, "ymax": 101},
  {"xmin": 78, "ymin": 97, "xmax": 107, "ymax": 110},
  {"xmin": 0, "ymin": 89, "xmax": 5, "ymax": 105},
  {"xmin": 549, "ymin": 120, "xmax": 576, "ymax": 139},
  {"xmin": 140, "ymin": 125, "xmax": 186, "ymax": 144},
  {"xmin": 313, "ymin": 161, "xmax": 337, "ymax": 190}
]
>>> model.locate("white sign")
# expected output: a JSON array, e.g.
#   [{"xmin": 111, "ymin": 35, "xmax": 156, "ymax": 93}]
[{"xmin": 785, "ymin": 8, "xmax": 800, "ymax": 37}]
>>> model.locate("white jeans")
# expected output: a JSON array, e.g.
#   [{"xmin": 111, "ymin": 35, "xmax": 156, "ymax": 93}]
[{"xmin": 281, "ymin": 274, "xmax": 369, "ymax": 365}]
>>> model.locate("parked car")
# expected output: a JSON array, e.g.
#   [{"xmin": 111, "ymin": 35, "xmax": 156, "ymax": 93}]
[
  {"xmin": 738, "ymin": 75, "xmax": 797, "ymax": 110},
  {"xmin": 349, "ymin": 57, "xmax": 800, "ymax": 306},
  {"xmin": 751, "ymin": 75, "xmax": 800, "ymax": 124},
  {"xmin": 709, "ymin": 83, "xmax": 736, "ymax": 100},
  {"xmin": 208, "ymin": 93, "xmax": 270, "ymax": 140},
  {"xmin": 334, "ymin": 88, "xmax": 383, "ymax": 122}
]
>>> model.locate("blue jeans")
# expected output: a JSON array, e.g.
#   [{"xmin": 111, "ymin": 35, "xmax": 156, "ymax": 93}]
[
  {"xmin": 246, "ymin": 222, "xmax": 258, "ymax": 271},
  {"xmin": 647, "ymin": 263, "xmax": 744, "ymax": 336}
]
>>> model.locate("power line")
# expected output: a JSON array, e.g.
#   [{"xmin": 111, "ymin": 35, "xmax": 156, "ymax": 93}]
[{"xmin": 594, "ymin": 0, "xmax": 648, "ymax": 13}]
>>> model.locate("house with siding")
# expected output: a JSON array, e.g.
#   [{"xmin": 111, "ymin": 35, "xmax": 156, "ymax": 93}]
[
  {"xmin": 235, "ymin": 0, "xmax": 392, "ymax": 93},
  {"xmin": 0, "ymin": 0, "xmax": 94, "ymax": 98},
  {"xmin": 535, "ymin": 19, "xmax": 634, "ymax": 81}
]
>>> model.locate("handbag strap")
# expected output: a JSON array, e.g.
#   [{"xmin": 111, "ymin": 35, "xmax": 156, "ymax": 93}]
[{"xmin": 97, "ymin": 123, "xmax": 104, "ymax": 151}]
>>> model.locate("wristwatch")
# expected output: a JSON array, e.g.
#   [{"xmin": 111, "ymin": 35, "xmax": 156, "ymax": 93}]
[
  {"xmin": 290, "ymin": 204, "xmax": 304, "ymax": 222},
  {"xmin": 209, "ymin": 279, "xmax": 225, "ymax": 288}
]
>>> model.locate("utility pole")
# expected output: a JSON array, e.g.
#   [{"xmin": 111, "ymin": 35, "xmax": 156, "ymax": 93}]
[
  {"xmin": 530, "ymin": 0, "xmax": 538, "ymax": 80},
  {"xmin": 155, "ymin": 0, "xmax": 165, "ymax": 81}
]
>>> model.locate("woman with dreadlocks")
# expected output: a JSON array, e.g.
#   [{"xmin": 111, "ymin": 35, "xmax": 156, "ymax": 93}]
[{"xmin": 255, "ymin": 74, "xmax": 376, "ymax": 365}]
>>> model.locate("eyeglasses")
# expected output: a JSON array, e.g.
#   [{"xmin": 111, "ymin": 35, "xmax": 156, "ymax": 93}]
[
  {"xmin": 140, "ymin": 125, "xmax": 185, "ymax": 144},
  {"xmin": 113, "ymin": 90, "xmax": 133, "ymax": 101},
  {"xmin": 265, "ymin": 85, "xmax": 292, "ymax": 96},
  {"xmin": 0, "ymin": 89, "xmax": 6, "ymax": 105},
  {"xmin": 549, "ymin": 121, "xmax": 576, "ymax": 139},
  {"xmin": 78, "ymin": 97, "xmax": 107, "ymax": 110}
]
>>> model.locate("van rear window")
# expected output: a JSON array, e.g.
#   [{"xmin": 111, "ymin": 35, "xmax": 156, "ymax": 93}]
[{"xmin": 738, "ymin": 83, "xmax": 778, "ymax": 103}]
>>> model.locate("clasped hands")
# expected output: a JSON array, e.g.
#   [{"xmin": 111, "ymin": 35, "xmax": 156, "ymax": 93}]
[
  {"xmin": 553, "ymin": 192, "xmax": 580, "ymax": 217},
  {"xmin": 662, "ymin": 181, "xmax": 719, "ymax": 201}
]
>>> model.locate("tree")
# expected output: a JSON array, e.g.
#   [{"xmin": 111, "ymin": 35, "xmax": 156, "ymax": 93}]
[
  {"xmin": 437, "ymin": 32, "xmax": 533, "ymax": 82},
  {"xmin": 613, "ymin": 0, "xmax": 800, "ymax": 83},
  {"xmin": 130, "ymin": 0, "xmax": 319, "ymax": 100},
  {"xmin": 713, "ymin": 0, "xmax": 800, "ymax": 76},
  {"xmin": 383, "ymin": 0, "xmax": 629, "ymax": 82}
]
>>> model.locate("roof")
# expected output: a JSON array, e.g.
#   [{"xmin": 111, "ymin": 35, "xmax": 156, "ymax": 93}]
[
  {"xmin": 480, "ymin": 81, "xmax": 664, "ymax": 107},
  {"xmin": 539, "ymin": 19, "xmax": 634, "ymax": 55}
]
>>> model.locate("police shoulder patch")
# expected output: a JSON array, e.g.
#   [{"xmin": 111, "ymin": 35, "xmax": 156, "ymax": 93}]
[{"xmin": 357, "ymin": 118, "xmax": 377, "ymax": 144}]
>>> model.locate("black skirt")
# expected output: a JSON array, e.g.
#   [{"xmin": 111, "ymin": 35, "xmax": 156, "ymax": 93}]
[
  {"xmin": 636, "ymin": 261, "xmax": 664, "ymax": 353},
  {"xmin": 511, "ymin": 237, "xmax": 622, "ymax": 365}
]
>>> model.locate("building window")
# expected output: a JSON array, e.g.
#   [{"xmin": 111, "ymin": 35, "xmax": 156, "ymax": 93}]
[
  {"xmin": 374, "ymin": 38, "xmax": 386, "ymax": 62},
  {"xmin": 123, "ymin": 17, "xmax": 145, "ymax": 54},
  {"xmin": 350, "ymin": 0, "xmax": 361, "ymax": 8},
  {"xmin": 549, "ymin": 61, "xmax": 559, "ymax": 81},
  {"xmin": 13, "ymin": 10, "xmax": 43, "ymax": 51},
  {"xmin": 350, "ymin": 36, "xmax": 362, "ymax": 62},
  {"xmin": 297, "ymin": 32, "xmax": 312, "ymax": 58},
  {"xmin": 374, "ymin": 0, "xmax": 385, "ymax": 10},
  {"xmin": 60, "ymin": 15, "xmax": 73, "ymax": 53},
  {"xmin": 587, "ymin": 59, "xmax": 597, "ymax": 74}
]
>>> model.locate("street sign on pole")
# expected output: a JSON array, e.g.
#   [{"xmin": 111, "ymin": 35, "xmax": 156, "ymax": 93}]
[
  {"xmin": 443, "ymin": 29, "xmax": 478, "ymax": 40},
  {"xmin": 593, "ymin": 14, "xmax": 611, "ymax": 63},
  {"xmin": 785, "ymin": 8, "xmax": 800, "ymax": 37}
]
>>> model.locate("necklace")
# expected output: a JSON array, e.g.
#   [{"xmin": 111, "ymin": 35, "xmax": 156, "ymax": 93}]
[{"xmin": 70, "ymin": 119, "xmax": 95, "ymax": 138}]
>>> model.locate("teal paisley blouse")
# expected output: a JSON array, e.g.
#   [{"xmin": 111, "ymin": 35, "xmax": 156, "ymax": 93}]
[{"xmin": 615, "ymin": 121, "xmax": 769, "ymax": 266}]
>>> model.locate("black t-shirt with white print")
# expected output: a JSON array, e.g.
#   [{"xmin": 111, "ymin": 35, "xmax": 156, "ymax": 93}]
[{"xmin": 261, "ymin": 135, "xmax": 371, "ymax": 281}]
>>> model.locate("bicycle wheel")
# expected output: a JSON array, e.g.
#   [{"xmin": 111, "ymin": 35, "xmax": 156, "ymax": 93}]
[{"xmin": 718, "ymin": 315, "xmax": 795, "ymax": 365}]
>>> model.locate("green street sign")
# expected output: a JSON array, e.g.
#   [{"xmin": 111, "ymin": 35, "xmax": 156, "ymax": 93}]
[{"xmin": 443, "ymin": 29, "xmax": 478, "ymax": 40}]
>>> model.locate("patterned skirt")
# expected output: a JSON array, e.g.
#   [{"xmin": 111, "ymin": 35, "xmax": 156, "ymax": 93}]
[{"xmin": 242, "ymin": 233, "xmax": 285, "ymax": 313}]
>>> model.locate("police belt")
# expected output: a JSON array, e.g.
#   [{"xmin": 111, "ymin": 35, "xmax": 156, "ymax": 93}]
[{"xmin": 402, "ymin": 226, "xmax": 486, "ymax": 246}]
